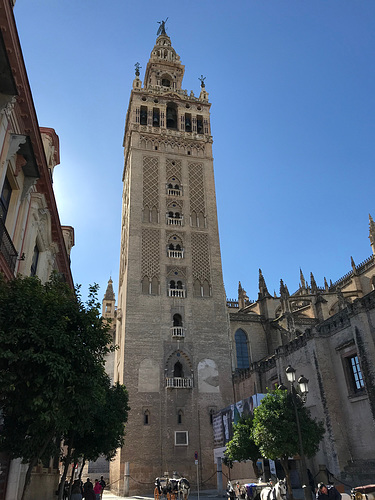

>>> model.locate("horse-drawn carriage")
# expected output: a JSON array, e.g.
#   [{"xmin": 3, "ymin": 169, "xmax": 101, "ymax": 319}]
[
  {"xmin": 154, "ymin": 476, "xmax": 190, "ymax": 500},
  {"xmin": 227, "ymin": 479, "xmax": 287, "ymax": 500},
  {"xmin": 351, "ymin": 485, "xmax": 375, "ymax": 500}
]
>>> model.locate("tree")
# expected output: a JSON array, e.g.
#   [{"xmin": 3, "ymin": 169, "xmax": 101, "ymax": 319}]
[
  {"xmin": 224, "ymin": 415, "xmax": 261, "ymax": 479},
  {"xmin": 0, "ymin": 274, "xmax": 121, "ymax": 500},
  {"xmin": 252, "ymin": 388, "xmax": 325, "ymax": 499}
]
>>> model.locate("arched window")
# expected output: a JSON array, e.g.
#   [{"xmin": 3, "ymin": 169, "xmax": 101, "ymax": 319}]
[
  {"xmin": 166, "ymin": 103, "xmax": 177, "ymax": 129},
  {"xmin": 174, "ymin": 361, "xmax": 184, "ymax": 378},
  {"xmin": 173, "ymin": 314, "xmax": 182, "ymax": 326},
  {"xmin": 235, "ymin": 329, "xmax": 250, "ymax": 369},
  {"xmin": 151, "ymin": 277, "xmax": 158, "ymax": 294},
  {"xmin": 170, "ymin": 280, "xmax": 176, "ymax": 289}
]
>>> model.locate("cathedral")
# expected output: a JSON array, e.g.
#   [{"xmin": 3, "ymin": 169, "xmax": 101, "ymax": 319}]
[{"xmin": 109, "ymin": 24, "xmax": 375, "ymax": 496}]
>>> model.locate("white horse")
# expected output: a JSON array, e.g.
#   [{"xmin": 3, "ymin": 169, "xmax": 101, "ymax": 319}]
[
  {"xmin": 260, "ymin": 480, "xmax": 287, "ymax": 500},
  {"xmin": 178, "ymin": 478, "xmax": 190, "ymax": 500}
]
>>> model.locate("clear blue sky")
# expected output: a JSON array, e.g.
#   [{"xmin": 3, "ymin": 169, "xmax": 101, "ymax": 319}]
[{"xmin": 14, "ymin": 1, "xmax": 375, "ymax": 303}]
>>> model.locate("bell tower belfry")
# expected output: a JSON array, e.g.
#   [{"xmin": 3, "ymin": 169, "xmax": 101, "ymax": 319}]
[{"xmin": 112, "ymin": 23, "xmax": 233, "ymax": 496}]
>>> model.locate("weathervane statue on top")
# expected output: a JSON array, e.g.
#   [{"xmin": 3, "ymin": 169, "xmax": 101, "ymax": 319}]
[{"xmin": 157, "ymin": 17, "xmax": 168, "ymax": 36}]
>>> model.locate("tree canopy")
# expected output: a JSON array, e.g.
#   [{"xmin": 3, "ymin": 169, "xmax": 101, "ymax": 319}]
[
  {"xmin": 252, "ymin": 388, "xmax": 324, "ymax": 497},
  {"xmin": 0, "ymin": 274, "xmax": 128, "ymax": 500},
  {"xmin": 224, "ymin": 415, "xmax": 261, "ymax": 478}
]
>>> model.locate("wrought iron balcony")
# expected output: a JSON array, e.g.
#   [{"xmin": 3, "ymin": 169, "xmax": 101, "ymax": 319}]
[
  {"xmin": 0, "ymin": 217, "xmax": 17, "ymax": 274},
  {"xmin": 171, "ymin": 326, "xmax": 184, "ymax": 338},
  {"xmin": 166, "ymin": 377, "xmax": 193, "ymax": 389}
]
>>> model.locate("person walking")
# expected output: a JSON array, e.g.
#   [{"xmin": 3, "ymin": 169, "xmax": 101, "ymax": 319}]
[
  {"xmin": 94, "ymin": 479, "xmax": 102, "ymax": 500},
  {"xmin": 99, "ymin": 476, "xmax": 106, "ymax": 499},
  {"xmin": 84, "ymin": 482, "xmax": 96, "ymax": 500},
  {"xmin": 71, "ymin": 479, "xmax": 83, "ymax": 500}
]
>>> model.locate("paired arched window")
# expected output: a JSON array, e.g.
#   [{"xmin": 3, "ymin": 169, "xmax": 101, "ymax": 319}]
[{"xmin": 235, "ymin": 329, "xmax": 250, "ymax": 369}]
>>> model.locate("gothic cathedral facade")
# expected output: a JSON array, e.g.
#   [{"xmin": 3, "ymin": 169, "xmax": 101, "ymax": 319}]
[{"xmin": 111, "ymin": 30, "xmax": 233, "ymax": 495}]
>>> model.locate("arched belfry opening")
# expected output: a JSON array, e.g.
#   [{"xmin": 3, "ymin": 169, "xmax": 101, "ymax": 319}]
[{"xmin": 166, "ymin": 102, "xmax": 177, "ymax": 129}]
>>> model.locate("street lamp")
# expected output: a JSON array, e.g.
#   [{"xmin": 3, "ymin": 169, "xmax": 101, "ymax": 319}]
[{"xmin": 284, "ymin": 365, "xmax": 311, "ymax": 500}]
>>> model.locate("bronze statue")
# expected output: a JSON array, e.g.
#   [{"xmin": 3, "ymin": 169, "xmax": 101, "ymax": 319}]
[{"xmin": 157, "ymin": 18, "xmax": 168, "ymax": 36}]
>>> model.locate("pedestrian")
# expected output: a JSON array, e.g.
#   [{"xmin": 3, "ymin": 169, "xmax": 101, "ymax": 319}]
[
  {"xmin": 94, "ymin": 478, "xmax": 102, "ymax": 500},
  {"xmin": 316, "ymin": 483, "xmax": 341, "ymax": 500},
  {"xmin": 71, "ymin": 479, "xmax": 83, "ymax": 500},
  {"xmin": 99, "ymin": 476, "xmax": 106, "ymax": 499},
  {"xmin": 84, "ymin": 482, "xmax": 96, "ymax": 500},
  {"xmin": 83, "ymin": 478, "xmax": 93, "ymax": 498}
]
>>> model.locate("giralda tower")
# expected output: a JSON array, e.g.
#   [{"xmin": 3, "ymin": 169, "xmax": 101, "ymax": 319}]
[{"xmin": 112, "ymin": 23, "xmax": 233, "ymax": 495}]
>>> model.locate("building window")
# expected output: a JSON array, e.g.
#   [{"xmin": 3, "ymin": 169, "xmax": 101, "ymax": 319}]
[
  {"xmin": 140, "ymin": 106, "xmax": 148, "ymax": 125},
  {"xmin": 348, "ymin": 355, "xmax": 364, "ymax": 392},
  {"xmin": 196, "ymin": 115, "xmax": 203, "ymax": 134},
  {"xmin": 30, "ymin": 244, "xmax": 40, "ymax": 277},
  {"xmin": 177, "ymin": 410, "xmax": 183, "ymax": 425},
  {"xmin": 175, "ymin": 431, "xmax": 188, "ymax": 446},
  {"xmin": 0, "ymin": 176, "xmax": 12, "ymax": 221},
  {"xmin": 185, "ymin": 113, "xmax": 192, "ymax": 132},
  {"xmin": 144, "ymin": 410, "xmax": 150, "ymax": 425},
  {"xmin": 166, "ymin": 103, "xmax": 177, "ymax": 129},
  {"xmin": 153, "ymin": 108, "xmax": 160, "ymax": 127},
  {"xmin": 235, "ymin": 329, "xmax": 250, "ymax": 369}
]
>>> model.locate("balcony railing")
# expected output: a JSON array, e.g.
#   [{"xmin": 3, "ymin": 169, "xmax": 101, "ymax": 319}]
[
  {"xmin": 168, "ymin": 249, "xmax": 184, "ymax": 259},
  {"xmin": 0, "ymin": 217, "xmax": 17, "ymax": 274},
  {"xmin": 166, "ymin": 377, "xmax": 193, "ymax": 389},
  {"xmin": 168, "ymin": 288, "xmax": 185, "ymax": 298},
  {"xmin": 167, "ymin": 217, "xmax": 183, "ymax": 226},
  {"xmin": 171, "ymin": 326, "xmax": 184, "ymax": 338},
  {"xmin": 167, "ymin": 188, "xmax": 182, "ymax": 197}
]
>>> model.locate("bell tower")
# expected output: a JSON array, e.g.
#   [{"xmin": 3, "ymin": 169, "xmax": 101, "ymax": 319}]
[{"xmin": 112, "ymin": 22, "xmax": 233, "ymax": 496}]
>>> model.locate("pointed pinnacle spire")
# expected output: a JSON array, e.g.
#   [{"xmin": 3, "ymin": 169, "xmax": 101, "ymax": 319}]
[
  {"xmin": 369, "ymin": 214, "xmax": 375, "ymax": 255},
  {"xmin": 258, "ymin": 268, "xmax": 271, "ymax": 299},
  {"xmin": 310, "ymin": 272, "xmax": 317, "ymax": 293},
  {"xmin": 300, "ymin": 268, "xmax": 306, "ymax": 290},
  {"xmin": 324, "ymin": 277, "xmax": 329, "ymax": 292}
]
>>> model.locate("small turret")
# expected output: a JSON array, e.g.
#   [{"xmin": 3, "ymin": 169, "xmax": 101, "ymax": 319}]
[
  {"xmin": 238, "ymin": 281, "xmax": 249, "ymax": 309},
  {"xmin": 324, "ymin": 277, "xmax": 329, "ymax": 292}
]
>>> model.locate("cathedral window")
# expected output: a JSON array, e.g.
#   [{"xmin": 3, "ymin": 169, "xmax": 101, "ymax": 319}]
[
  {"xmin": 185, "ymin": 113, "xmax": 192, "ymax": 132},
  {"xmin": 162, "ymin": 77, "xmax": 171, "ymax": 87},
  {"xmin": 166, "ymin": 103, "xmax": 178, "ymax": 129},
  {"xmin": 140, "ymin": 106, "xmax": 148, "ymax": 125},
  {"xmin": 235, "ymin": 329, "xmax": 250, "ymax": 369},
  {"xmin": 172, "ymin": 314, "xmax": 184, "ymax": 338},
  {"xmin": 196, "ymin": 115, "xmax": 203, "ymax": 134},
  {"xmin": 168, "ymin": 280, "xmax": 185, "ymax": 298},
  {"xmin": 153, "ymin": 108, "xmax": 160, "ymax": 127}
]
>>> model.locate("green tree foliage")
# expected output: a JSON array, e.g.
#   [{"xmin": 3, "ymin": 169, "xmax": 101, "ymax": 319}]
[
  {"xmin": 224, "ymin": 416, "xmax": 261, "ymax": 478},
  {"xmin": 0, "ymin": 274, "xmax": 128, "ymax": 500},
  {"xmin": 252, "ymin": 388, "xmax": 325, "ymax": 498}
]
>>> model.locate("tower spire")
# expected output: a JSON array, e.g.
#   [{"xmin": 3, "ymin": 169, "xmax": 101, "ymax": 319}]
[{"xmin": 300, "ymin": 268, "xmax": 306, "ymax": 290}]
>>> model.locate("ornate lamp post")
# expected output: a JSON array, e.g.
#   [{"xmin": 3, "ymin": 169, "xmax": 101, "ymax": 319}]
[{"xmin": 284, "ymin": 365, "xmax": 311, "ymax": 500}]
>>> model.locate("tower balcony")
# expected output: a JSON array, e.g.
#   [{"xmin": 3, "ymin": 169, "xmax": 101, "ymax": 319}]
[
  {"xmin": 166, "ymin": 377, "xmax": 193, "ymax": 389},
  {"xmin": 168, "ymin": 249, "xmax": 184, "ymax": 259},
  {"xmin": 167, "ymin": 188, "xmax": 182, "ymax": 197},
  {"xmin": 167, "ymin": 216, "xmax": 183, "ymax": 226},
  {"xmin": 171, "ymin": 326, "xmax": 184, "ymax": 338},
  {"xmin": 168, "ymin": 288, "xmax": 185, "ymax": 298}
]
